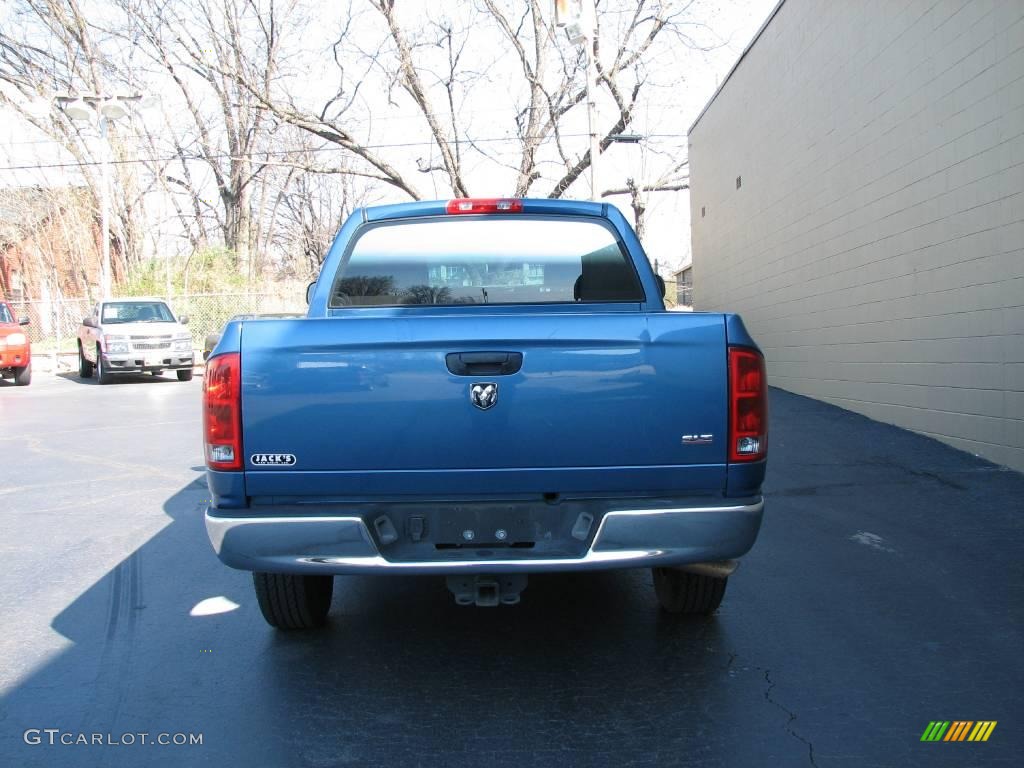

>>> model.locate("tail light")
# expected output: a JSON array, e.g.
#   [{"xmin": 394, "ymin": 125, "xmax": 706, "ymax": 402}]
[
  {"xmin": 446, "ymin": 198, "xmax": 523, "ymax": 214},
  {"xmin": 204, "ymin": 352, "xmax": 242, "ymax": 470},
  {"xmin": 728, "ymin": 347, "xmax": 767, "ymax": 462}
]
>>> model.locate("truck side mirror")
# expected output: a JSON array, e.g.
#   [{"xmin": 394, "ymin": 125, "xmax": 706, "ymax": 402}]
[
  {"xmin": 178, "ymin": 314, "xmax": 190, "ymax": 325},
  {"xmin": 82, "ymin": 316, "xmax": 96, "ymax": 328},
  {"xmin": 306, "ymin": 281, "xmax": 316, "ymax": 305},
  {"xmin": 18, "ymin": 317, "xmax": 30, "ymax": 326},
  {"xmin": 654, "ymin": 275, "xmax": 666, "ymax": 299}
]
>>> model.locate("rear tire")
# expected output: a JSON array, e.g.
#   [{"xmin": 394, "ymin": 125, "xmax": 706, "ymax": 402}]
[
  {"xmin": 14, "ymin": 362, "xmax": 31, "ymax": 386},
  {"xmin": 177, "ymin": 369, "xmax": 193, "ymax": 382},
  {"xmin": 652, "ymin": 568, "xmax": 728, "ymax": 615},
  {"xmin": 253, "ymin": 572, "xmax": 333, "ymax": 629},
  {"xmin": 78, "ymin": 343, "xmax": 94, "ymax": 378},
  {"xmin": 96, "ymin": 345, "xmax": 113, "ymax": 385}
]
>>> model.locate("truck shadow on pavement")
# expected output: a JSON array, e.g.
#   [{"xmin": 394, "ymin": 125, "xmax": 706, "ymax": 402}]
[{"xmin": 1, "ymin": 471, "xmax": 761, "ymax": 768}]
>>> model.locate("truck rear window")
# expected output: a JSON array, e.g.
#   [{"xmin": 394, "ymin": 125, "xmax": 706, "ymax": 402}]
[{"xmin": 330, "ymin": 217, "xmax": 645, "ymax": 307}]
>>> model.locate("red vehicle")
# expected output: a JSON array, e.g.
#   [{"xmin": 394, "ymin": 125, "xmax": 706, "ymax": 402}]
[{"xmin": 0, "ymin": 300, "xmax": 31, "ymax": 386}]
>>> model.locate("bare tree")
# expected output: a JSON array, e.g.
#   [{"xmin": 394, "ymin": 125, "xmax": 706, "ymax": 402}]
[
  {"xmin": 1, "ymin": 0, "xmax": 718, "ymax": 289},
  {"xmin": 0, "ymin": 0, "xmax": 150, "ymax": 295},
  {"xmin": 263, "ymin": 132, "xmax": 368, "ymax": 278},
  {"xmin": 225, "ymin": 0, "xmax": 710, "ymax": 207},
  {"xmin": 602, "ymin": 154, "xmax": 689, "ymax": 241},
  {"xmin": 0, "ymin": 0, "xmax": 377, "ymax": 284},
  {"xmin": 109, "ymin": 0, "xmax": 293, "ymax": 275}
]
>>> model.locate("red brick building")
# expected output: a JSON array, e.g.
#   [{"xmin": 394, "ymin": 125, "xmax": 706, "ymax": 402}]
[{"xmin": 0, "ymin": 186, "xmax": 103, "ymax": 303}]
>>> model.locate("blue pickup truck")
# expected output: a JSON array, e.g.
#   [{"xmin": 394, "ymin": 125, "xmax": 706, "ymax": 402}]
[{"xmin": 203, "ymin": 198, "xmax": 767, "ymax": 629}]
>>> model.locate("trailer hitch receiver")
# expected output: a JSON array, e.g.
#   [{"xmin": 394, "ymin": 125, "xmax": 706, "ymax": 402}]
[{"xmin": 446, "ymin": 574, "xmax": 528, "ymax": 607}]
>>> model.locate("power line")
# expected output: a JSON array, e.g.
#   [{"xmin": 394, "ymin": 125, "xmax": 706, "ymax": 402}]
[
  {"xmin": 0, "ymin": 118, "xmax": 696, "ymax": 148},
  {"xmin": 0, "ymin": 132, "xmax": 688, "ymax": 172}
]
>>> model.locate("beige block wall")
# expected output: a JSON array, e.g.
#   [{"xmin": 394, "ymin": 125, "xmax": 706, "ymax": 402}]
[{"xmin": 689, "ymin": 0, "xmax": 1024, "ymax": 471}]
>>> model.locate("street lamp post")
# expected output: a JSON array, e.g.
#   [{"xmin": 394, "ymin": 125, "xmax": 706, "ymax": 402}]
[
  {"xmin": 56, "ymin": 94, "xmax": 142, "ymax": 300},
  {"xmin": 98, "ymin": 113, "xmax": 112, "ymax": 300},
  {"xmin": 555, "ymin": 0, "xmax": 602, "ymax": 200},
  {"xmin": 585, "ymin": 27, "xmax": 601, "ymax": 201}
]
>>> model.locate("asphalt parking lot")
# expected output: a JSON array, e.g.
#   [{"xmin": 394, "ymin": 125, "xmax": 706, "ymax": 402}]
[{"xmin": 0, "ymin": 372, "xmax": 1021, "ymax": 767}]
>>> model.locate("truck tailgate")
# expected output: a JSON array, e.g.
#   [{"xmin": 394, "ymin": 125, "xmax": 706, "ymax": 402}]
[{"xmin": 240, "ymin": 311, "xmax": 728, "ymax": 497}]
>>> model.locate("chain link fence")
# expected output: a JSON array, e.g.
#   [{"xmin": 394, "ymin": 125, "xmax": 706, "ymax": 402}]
[
  {"xmin": 10, "ymin": 297, "xmax": 92, "ymax": 355},
  {"xmin": 10, "ymin": 293, "xmax": 306, "ymax": 364},
  {"xmin": 170, "ymin": 292, "xmax": 305, "ymax": 345}
]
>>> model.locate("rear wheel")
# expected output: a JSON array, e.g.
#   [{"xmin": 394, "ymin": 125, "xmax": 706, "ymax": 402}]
[
  {"xmin": 652, "ymin": 568, "xmax": 728, "ymax": 615},
  {"xmin": 95, "ymin": 345, "xmax": 113, "ymax": 385},
  {"xmin": 78, "ymin": 343, "xmax": 94, "ymax": 378},
  {"xmin": 14, "ymin": 362, "xmax": 31, "ymax": 386},
  {"xmin": 253, "ymin": 572, "xmax": 333, "ymax": 629},
  {"xmin": 177, "ymin": 369, "xmax": 193, "ymax": 382}
]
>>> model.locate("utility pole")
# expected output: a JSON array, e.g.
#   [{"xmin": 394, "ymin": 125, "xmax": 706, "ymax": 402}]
[
  {"xmin": 57, "ymin": 94, "xmax": 146, "ymax": 300},
  {"xmin": 585, "ymin": 19, "xmax": 601, "ymax": 202},
  {"xmin": 556, "ymin": 0, "xmax": 601, "ymax": 200},
  {"xmin": 98, "ymin": 115, "xmax": 112, "ymax": 300}
]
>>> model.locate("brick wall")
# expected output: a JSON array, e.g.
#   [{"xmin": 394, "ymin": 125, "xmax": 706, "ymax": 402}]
[{"xmin": 689, "ymin": 0, "xmax": 1024, "ymax": 471}]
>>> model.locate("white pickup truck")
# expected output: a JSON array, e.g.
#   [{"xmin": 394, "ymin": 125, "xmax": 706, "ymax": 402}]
[{"xmin": 78, "ymin": 298, "xmax": 195, "ymax": 383}]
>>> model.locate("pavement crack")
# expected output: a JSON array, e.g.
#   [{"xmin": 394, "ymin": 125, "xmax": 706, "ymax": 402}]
[
  {"xmin": 864, "ymin": 457, "xmax": 967, "ymax": 490},
  {"xmin": 903, "ymin": 467, "xmax": 966, "ymax": 490},
  {"xmin": 764, "ymin": 669, "xmax": 818, "ymax": 768}
]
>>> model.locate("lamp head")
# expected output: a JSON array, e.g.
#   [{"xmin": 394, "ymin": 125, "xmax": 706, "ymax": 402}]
[
  {"xmin": 62, "ymin": 98, "xmax": 93, "ymax": 122},
  {"xmin": 98, "ymin": 97, "xmax": 129, "ymax": 120}
]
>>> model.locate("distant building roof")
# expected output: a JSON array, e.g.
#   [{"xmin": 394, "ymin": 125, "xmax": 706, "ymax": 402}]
[{"xmin": 673, "ymin": 263, "xmax": 692, "ymax": 279}]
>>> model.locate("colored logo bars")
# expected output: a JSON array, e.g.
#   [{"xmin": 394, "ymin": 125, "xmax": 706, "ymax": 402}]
[{"xmin": 920, "ymin": 721, "xmax": 997, "ymax": 742}]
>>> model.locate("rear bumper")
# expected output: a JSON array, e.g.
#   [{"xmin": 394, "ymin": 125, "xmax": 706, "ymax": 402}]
[
  {"xmin": 205, "ymin": 496, "xmax": 764, "ymax": 575},
  {"xmin": 103, "ymin": 352, "xmax": 194, "ymax": 372}
]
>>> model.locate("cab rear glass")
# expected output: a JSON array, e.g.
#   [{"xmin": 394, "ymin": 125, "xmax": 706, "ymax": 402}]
[{"xmin": 329, "ymin": 217, "xmax": 645, "ymax": 307}]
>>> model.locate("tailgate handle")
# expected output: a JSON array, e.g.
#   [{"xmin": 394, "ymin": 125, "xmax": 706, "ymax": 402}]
[{"xmin": 446, "ymin": 352, "xmax": 523, "ymax": 376}]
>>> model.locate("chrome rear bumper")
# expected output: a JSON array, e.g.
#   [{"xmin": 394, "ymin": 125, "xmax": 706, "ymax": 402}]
[
  {"xmin": 206, "ymin": 496, "xmax": 764, "ymax": 575},
  {"xmin": 104, "ymin": 353, "xmax": 194, "ymax": 372}
]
